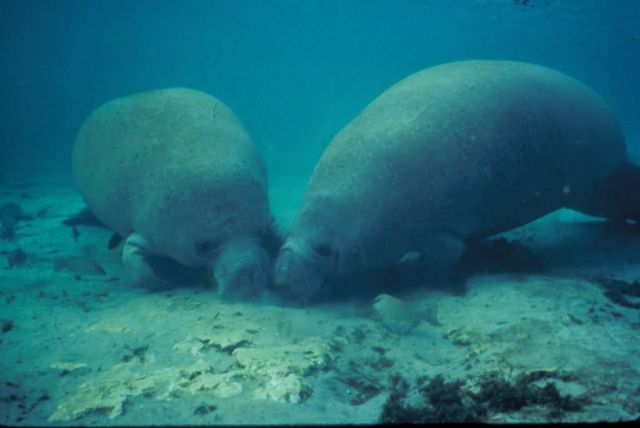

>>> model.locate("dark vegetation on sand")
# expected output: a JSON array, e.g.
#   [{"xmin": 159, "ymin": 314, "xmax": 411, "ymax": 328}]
[{"xmin": 379, "ymin": 371, "xmax": 587, "ymax": 423}]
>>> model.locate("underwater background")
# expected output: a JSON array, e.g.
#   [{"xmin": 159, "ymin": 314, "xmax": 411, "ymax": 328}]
[
  {"xmin": 1, "ymin": 0, "xmax": 640, "ymax": 424},
  {"xmin": 1, "ymin": 0, "xmax": 639, "ymax": 184}
]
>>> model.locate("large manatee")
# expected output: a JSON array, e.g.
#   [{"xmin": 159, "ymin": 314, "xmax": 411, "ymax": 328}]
[
  {"xmin": 73, "ymin": 87, "xmax": 278, "ymax": 299},
  {"xmin": 274, "ymin": 60, "xmax": 638, "ymax": 302}
]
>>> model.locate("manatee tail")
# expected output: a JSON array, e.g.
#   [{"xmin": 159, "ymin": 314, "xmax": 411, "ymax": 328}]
[{"xmin": 584, "ymin": 162, "xmax": 640, "ymax": 224}]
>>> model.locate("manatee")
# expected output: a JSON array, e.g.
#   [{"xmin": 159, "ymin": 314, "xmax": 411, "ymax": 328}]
[
  {"xmin": 72, "ymin": 87, "xmax": 278, "ymax": 299},
  {"xmin": 274, "ymin": 60, "xmax": 639, "ymax": 302}
]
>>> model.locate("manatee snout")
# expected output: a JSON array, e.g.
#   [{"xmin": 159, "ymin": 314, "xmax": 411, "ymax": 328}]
[
  {"xmin": 211, "ymin": 238, "xmax": 270, "ymax": 301},
  {"xmin": 273, "ymin": 241, "xmax": 335, "ymax": 303}
]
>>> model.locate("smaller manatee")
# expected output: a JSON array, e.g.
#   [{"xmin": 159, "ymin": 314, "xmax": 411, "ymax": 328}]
[{"xmin": 72, "ymin": 88, "xmax": 279, "ymax": 299}]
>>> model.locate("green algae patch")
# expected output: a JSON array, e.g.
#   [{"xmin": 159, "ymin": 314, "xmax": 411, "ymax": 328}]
[
  {"xmin": 48, "ymin": 357, "xmax": 245, "ymax": 422},
  {"xmin": 233, "ymin": 337, "xmax": 334, "ymax": 403},
  {"xmin": 48, "ymin": 359, "xmax": 171, "ymax": 421},
  {"xmin": 48, "ymin": 336, "xmax": 335, "ymax": 421}
]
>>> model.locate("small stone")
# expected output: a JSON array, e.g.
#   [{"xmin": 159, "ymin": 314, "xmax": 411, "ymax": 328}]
[{"xmin": 372, "ymin": 294, "xmax": 428, "ymax": 333}]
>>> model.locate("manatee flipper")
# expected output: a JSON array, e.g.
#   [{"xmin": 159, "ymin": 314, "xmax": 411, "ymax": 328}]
[
  {"xmin": 62, "ymin": 207, "xmax": 105, "ymax": 227},
  {"xmin": 121, "ymin": 233, "xmax": 172, "ymax": 290},
  {"xmin": 108, "ymin": 233, "xmax": 124, "ymax": 249},
  {"xmin": 397, "ymin": 231, "xmax": 465, "ymax": 272}
]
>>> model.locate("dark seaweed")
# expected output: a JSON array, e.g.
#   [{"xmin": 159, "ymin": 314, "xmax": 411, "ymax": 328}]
[
  {"xmin": 380, "ymin": 375, "xmax": 482, "ymax": 423},
  {"xmin": 122, "ymin": 344, "xmax": 149, "ymax": 363},
  {"xmin": 380, "ymin": 376, "xmax": 431, "ymax": 423},
  {"xmin": 368, "ymin": 346, "xmax": 392, "ymax": 369},
  {"xmin": 344, "ymin": 376, "xmax": 384, "ymax": 406},
  {"xmin": 350, "ymin": 326, "xmax": 367, "ymax": 344},
  {"xmin": 379, "ymin": 371, "xmax": 586, "ymax": 423},
  {"xmin": 590, "ymin": 277, "xmax": 640, "ymax": 309},
  {"xmin": 474, "ymin": 371, "xmax": 583, "ymax": 414},
  {"xmin": 193, "ymin": 403, "xmax": 217, "ymax": 415}
]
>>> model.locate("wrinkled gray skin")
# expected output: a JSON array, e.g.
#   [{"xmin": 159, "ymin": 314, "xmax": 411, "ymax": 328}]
[
  {"xmin": 275, "ymin": 60, "xmax": 634, "ymax": 302},
  {"xmin": 73, "ymin": 87, "xmax": 274, "ymax": 300}
]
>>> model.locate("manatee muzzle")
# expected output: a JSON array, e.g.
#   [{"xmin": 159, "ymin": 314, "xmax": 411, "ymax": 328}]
[
  {"xmin": 273, "ymin": 242, "xmax": 328, "ymax": 303},
  {"xmin": 210, "ymin": 239, "xmax": 269, "ymax": 300}
]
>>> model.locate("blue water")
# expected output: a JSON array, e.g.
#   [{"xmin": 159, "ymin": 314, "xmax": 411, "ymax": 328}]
[{"xmin": 1, "ymin": 0, "xmax": 638, "ymax": 173}]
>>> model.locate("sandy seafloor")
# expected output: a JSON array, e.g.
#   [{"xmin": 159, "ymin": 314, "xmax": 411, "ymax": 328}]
[{"xmin": 1, "ymin": 170, "xmax": 639, "ymax": 425}]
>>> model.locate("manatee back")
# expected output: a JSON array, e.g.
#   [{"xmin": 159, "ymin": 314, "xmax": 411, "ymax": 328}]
[
  {"xmin": 299, "ymin": 60, "xmax": 626, "ymax": 262},
  {"xmin": 72, "ymin": 88, "xmax": 268, "ymax": 262}
]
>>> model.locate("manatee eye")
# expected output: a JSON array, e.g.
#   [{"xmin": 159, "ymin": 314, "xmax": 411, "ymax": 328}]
[
  {"xmin": 314, "ymin": 243, "xmax": 333, "ymax": 257},
  {"xmin": 195, "ymin": 240, "xmax": 219, "ymax": 257}
]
